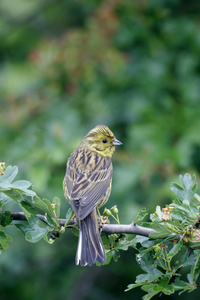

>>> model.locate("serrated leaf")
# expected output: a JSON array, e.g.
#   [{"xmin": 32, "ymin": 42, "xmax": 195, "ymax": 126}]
[
  {"xmin": 167, "ymin": 240, "xmax": 183, "ymax": 259},
  {"xmin": 180, "ymin": 174, "xmax": 196, "ymax": 191},
  {"xmin": 108, "ymin": 235, "xmax": 116, "ymax": 247},
  {"xmin": 112, "ymin": 249, "xmax": 120, "ymax": 262},
  {"xmin": 181, "ymin": 251, "xmax": 196, "ymax": 267},
  {"xmin": 10, "ymin": 180, "xmax": 36, "ymax": 197},
  {"xmin": 0, "ymin": 166, "xmax": 18, "ymax": 185},
  {"xmin": 142, "ymin": 289, "xmax": 159, "ymax": 300},
  {"xmin": 20, "ymin": 201, "xmax": 38, "ymax": 215},
  {"xmin": 65, "ymin": 208, "xmax": 74, "ymax": 225},
  {"xmin": 171, "ymin": 210, "xmax": 184, "ymax": 221},
  {"xmin": 45, "ymin": 214, "xmax": 57, "ymax": 227},
  {"xmin": 31, "ymin": 196, "xmax": 54, "ymax": 218},
  {"xmin": 187, "ymin": 273, "xmax": 193, "ymax": 285},
  {"xmin": 0, "ymin": 211, "xmax": 13, "ymax": 227},
  {"xmin": 153, "ymin": 276, "xmax": 175, "ymax": 295},
  {"xmin": 171, "ymin": 184, "xmax": 185, "ymax": 201},
  {"xmin": 136, "ymin": 270, "xmax": 163, "ymax": 284},
  {"xmin": 0, "ymin": 231, "xmax": 8, "ymax": 240},
  {"xmin": 174, "ymin": 279, "xmax": 191, "ymax": 291},
  {"xmin": 17, "ymin": 216, "xmax": 52, "ymax": 243},
  {"xmin": 115, "ymin": 235, "xmax": 137, "ymax": 251},
  {"xmin": 0, "ymin": 231, "xmax": 13, "ymax": 251},
  {"xmin": 11, "ymin": 180, "xmax": 31, "ymax": 188},
  {"xmin": 2, "ymin": 189, "xmax": 23, "ymax": 201},
  {"xmin": 135, "ymin": 208, "xmax": 148, "ymax": 224},
  {"xmin": 194, "ymin": 193, "xmax": 200, "ymax": 202},
  {"xmin": 0, "ymin": 192, "xmax": 14, "ymax": 206},
  {"xmin": 125, "ymin": 283, "xmax": 142, "ymax": 291},
  {"xmin": 137, "ymin": 252, "xmax": 163, "ymax": 276},
  {"xmin": 71, "ymin": 227, "xmax": 79, "ymax": 237},
  {"xmin": 136, "ymin": 235, "xmax": 150, "ymax": 245},
  {"xmin": 102, "ymin": 250, "xmax": 113, "ymax": 265},
  {"xmin": 171, "ymin": 174, "xmax": 197, "ymax": 203},
  {"xmin": 188, "ymin": 241, "xmax": 200, "ymax": 250},
  {"xmin": 149, "ymin": 224, "xmax": 171, "ymax": 239}
]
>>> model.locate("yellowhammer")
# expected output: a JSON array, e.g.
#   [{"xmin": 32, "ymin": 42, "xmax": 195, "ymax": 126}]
[{"xmin": 63, "ymin": 125, "xmax": 122, "ymax": 266}]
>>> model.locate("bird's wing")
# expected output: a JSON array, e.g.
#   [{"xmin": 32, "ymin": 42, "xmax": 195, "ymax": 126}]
[{"xmin": 66, "ymin": 154, "xmax": 113, "ymax": 220}]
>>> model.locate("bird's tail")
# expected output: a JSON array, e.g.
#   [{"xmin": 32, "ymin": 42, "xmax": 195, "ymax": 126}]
[{"xmin": 75, "ymin": 209, "xmax": 106, "ymax": 266}]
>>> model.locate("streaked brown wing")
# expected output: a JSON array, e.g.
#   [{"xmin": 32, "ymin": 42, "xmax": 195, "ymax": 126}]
[
  {"xmin": 66, "ymin": 151, "xmax": 113, "ymax": 220},
  {"xmin": 65, "ymin": 159, "xmax": 76, "ymax": 199}
]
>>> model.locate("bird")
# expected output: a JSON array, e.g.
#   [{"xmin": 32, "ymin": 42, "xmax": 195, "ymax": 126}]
[{"xmin": 63, "ymin": 125, "xmax": 122, "ymax": 266}]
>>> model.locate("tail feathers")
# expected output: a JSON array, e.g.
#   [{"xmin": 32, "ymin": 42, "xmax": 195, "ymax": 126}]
[{"xmin": 75, "ymin": 210, "xmax": 106, "ymax": 266}]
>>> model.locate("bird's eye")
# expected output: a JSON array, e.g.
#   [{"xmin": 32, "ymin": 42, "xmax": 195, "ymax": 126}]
[{"xmin": 102, "ymin": 139, "xmax": 107, "ymax": 144}]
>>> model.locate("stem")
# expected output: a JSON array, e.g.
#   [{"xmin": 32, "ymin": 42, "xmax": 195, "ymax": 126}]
[{"xmin": 192, "ymin": 251, "xmax": 200, "ymax": 283}]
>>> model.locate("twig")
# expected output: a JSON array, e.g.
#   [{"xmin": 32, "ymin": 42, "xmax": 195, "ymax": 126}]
[{"xmin": 0, "ymin": 211, "xmax": 155, "ymax": 237}]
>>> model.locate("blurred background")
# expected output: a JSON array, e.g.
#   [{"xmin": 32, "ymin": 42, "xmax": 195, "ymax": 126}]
[{"xmin": 1, "ymin": 0, "xmax": 200, "ymax": 299}]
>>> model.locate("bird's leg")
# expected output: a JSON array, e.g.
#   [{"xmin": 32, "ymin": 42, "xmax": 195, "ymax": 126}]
[
  {"xmin": 96, "ymin": 207, "xmax": 108, "ymax": 232},
  {"xmin": 72, "ymin": 214, "xmax": 78, "ymax": 224},
  {"xmin": 96, "ymin": 207, "xmax": 103, "ymax": 232}
]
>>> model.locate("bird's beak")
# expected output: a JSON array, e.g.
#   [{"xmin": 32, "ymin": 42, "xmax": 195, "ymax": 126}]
[{"xmin": 112, "ymin": 138, "xmax": 123, "ymax": 146}]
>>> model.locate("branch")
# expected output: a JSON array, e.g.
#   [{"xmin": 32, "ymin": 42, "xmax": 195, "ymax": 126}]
[
  {"xmin": 102, "ymin": 223, "xmax": 155, "ymax": 236},
  {"xmin": 1, "ymin": 211, "xmax": 156, "ymax": 237}
]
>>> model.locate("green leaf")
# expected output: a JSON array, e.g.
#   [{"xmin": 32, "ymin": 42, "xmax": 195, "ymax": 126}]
[
  {"xmin": 31, "ymin": 196, "xmax": 51, "ymax": 214},
  {"xmin": 153, "ymin": 276, "xmax": 175, "ymax": 295},
  {"xmin": 115, "ymin": 235, "xmax": 137, "ymax": 251},
  {"xmin": 0, "ymin": 231, "xmax": 13, "ymax": 251},
  {"xmin": 71, "ymin": 227, "xmax": 79, "ymax": 237},
  {"xmin": 10, "ymin": 180, "xmax": 35, "ymax": 197},
  {"xmin": 167, "ymin": 240, "xmax": 183, "ymax": 259},
  {"xmin": 0, "ymin": 166, "xmax": 18, "ymax": 185},
  {"xmin": 0, "ymin": 192, "xmax": 14, "ymax": 206},
  {"xmin": 125, "ymin": 283, "xmax": 142, "ymax": 291},
  {"xmin": 181, "ymin": 251, "xmax": 196, "ymax": 267},
  {"xmin": 17, "ymin": 216, "xmax": 52, "ymax": 243},
  {"xmin": 0, "ymin": 211, "xmax": 13, "ymax": 227},
  {"xmin": 136, "ymin": 270, "xmax": 163, "ymax": 284},
  {"xmin": 142, "ymin": 289, "xmax": 159, "ymax": 300},
  {"xmin": 20, "ymin": 201, "xmax": 38, "ymax": 215},
  {"xmin": 103, "ymin": 250, "xmax": 113, "ymax": 265},
  {"xmin": 136, "ymin": 236, "xmax": 154, "ymax": 248},
  {"xmin": 2, "ymin": 188, "xmax": 23, "ymax": 201},
  {"xmin": 112, "ymin": 249, "xmax": 120, "ymax": 262},
  {"xmin": 180, "ymin": 174, "xmax": 196, "ymax": 192},
  {"xmin": 0, "ymin": 166, "xmax": 35, "ymax": 197},
  {"xmin": 102, "ymin": 248, "xmax": 120, "ymax": 264},
  {"xmin": 31, "ymin": 196, "xmax": 59, "ymax": 225},
  {"xmin": 65, "ymin": 208, "xmax": 74, "ymax": 225},
  {"xmin": 135, "ymin": 208, "xmax": 148, "ymax": 224},
  {"xmin": 174, "ymin": 279, "xmax": 191, "ymax": 292},
  {"xmin": 45, "ymin": 214, "xmax": 57, "ymax": 227},
  {"xmin": 171, "ymin": 174, "xmax": 197, "ymax": 203},
  {"xmin": 107, "ymin": 234, "xmax": 116, "ymax": 248},
  {"xmin": 136, "ymin": 252, "xmax": 163, "ymax": 278},
  {"xmin": 149, "ymin": 224, "xmax": 171, "ymax": 239},
  {"xmin": 0, "ymin": 231, "xmax": 8, "ymax": 240}
]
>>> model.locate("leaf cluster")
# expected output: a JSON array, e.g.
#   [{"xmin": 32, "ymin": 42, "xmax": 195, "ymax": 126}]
[
  {"xmin": 0, "ymin": 165, "xmax": 68, "ymax": 247},
  {"xmin": 1, "ymin": 165, "xmax": 200, "ymax": 299},
  {"xmin": 102, "ymin": 174, "xmax": 200, "ymax": 299}
]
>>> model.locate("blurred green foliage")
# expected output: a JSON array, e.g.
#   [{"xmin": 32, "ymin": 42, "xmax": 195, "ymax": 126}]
[{"xmin": 1, "ymin": 0, "xmax": 200, "ymax": 299}]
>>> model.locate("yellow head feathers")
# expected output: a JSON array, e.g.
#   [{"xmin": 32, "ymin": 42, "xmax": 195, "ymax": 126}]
[{"xmin": 82, "ymin": 125, "xmax": 122, "ymax": 157}]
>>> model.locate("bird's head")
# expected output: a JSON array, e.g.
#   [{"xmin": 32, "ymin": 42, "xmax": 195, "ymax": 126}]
[{"xmin": 82, "ymin": 125, "xmax": 122, "ymax": 157}]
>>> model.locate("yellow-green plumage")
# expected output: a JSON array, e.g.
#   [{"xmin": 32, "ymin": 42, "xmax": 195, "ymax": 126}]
[{"xmin": 63, "ymin": 125, "xmax": 122, "ymax": 266}]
